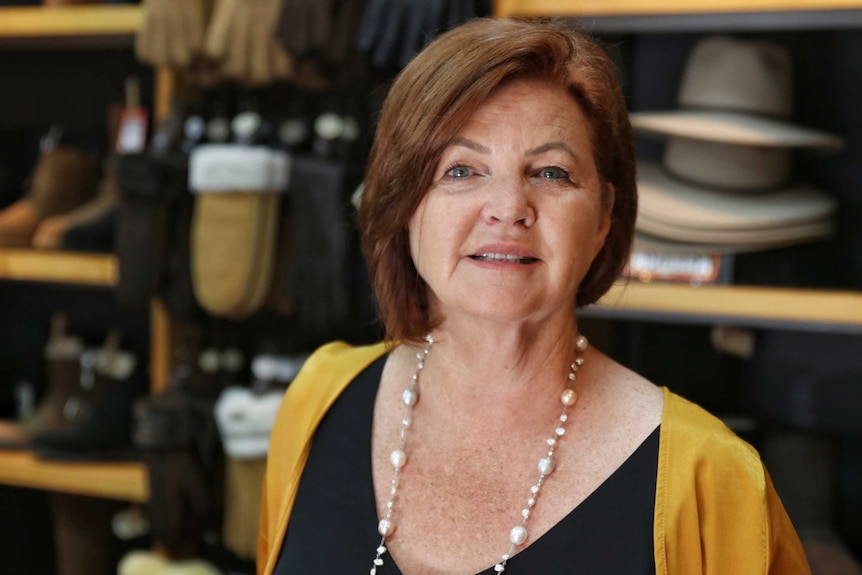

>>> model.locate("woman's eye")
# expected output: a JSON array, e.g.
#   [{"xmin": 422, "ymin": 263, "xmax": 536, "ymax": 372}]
[
  {"xmin": 446, "ymin": 165, "xmax": 472, "ymax": 178},
  {"xmin": 538, "ymin": 166, "xmax": 569, "ymax": 180}
]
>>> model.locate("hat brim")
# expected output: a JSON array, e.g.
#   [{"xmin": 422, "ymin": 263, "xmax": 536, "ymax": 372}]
[
  {"xmin": 636, "ymin": 212, "xmax": 833, "ymax": 246},
  {"xmin": 633, "ymin": 230, "xmax": 832, "ymax": 255},
  {"xmin": 638, "ymin": 162, "xmax": 837, "ymax": 232},
  {"xmin": 631, "ymin": 110, "xmax": 844, "ymax": 149}
]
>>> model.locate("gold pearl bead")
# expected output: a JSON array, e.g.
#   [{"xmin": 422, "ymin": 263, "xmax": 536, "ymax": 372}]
[{"xmin": 561, "ymin": 388, "xmax": 578, "ymax": 406}]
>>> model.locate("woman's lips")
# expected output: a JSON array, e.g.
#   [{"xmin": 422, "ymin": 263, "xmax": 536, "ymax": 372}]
[{"xmin": 469, "ymin": 252, "xmax": 539, "ymax": 264}]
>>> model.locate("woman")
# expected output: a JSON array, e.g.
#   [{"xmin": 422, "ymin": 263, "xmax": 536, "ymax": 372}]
[{"xmin": 259, "ymin": 18, "xmax": 810, "ymax": 575}]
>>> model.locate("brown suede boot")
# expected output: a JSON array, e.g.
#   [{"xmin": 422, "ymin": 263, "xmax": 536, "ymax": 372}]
[
  {"xmin": 0, "ymin": 315, "xmax": 83, "ymax": 448},
  {"xmin": 0, "ymin": 146, "xmax": 100, "ymax": 247}
]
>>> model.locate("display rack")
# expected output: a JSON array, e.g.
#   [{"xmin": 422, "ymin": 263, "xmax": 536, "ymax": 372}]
[
  {"xmin": 497, "ymin": 0, "xmax": 862, "ymax": 331},
  {"xmin": 592, "ymin": 282, "xmax": 862, "ymax": 334},
  {"xmin": 0, "ymin": 4, "xmax": 140, "ymax": 39},
  {"xmin": 0, "ymin": 450, "xmax": 147, "ymax": 502},
  {"xmin": 495, "ymin": 0, "xmax": 862, "ymax": 17},
  {"xmin": 0, "ymin": 4, "xmax": 149, "ymax": 504},
  {"xmin": 0, "ymin": 249, "xmax": 117, "ymax": 287}
]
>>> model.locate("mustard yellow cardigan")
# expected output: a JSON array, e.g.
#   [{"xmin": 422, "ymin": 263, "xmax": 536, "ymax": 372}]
[{"xmin": 258, "ymin": 342, "xmax": 811, "ymax": 575}]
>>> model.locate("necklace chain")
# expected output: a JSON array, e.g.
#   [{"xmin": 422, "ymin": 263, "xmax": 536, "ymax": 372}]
[{"xmin": 370, "ymin": 333, "xmax": 589, "ymax": 574}]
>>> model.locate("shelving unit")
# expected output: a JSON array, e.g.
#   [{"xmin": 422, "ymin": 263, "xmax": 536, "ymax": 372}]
[
  {"xmin": 496, "ymin": 1, "xmax": 862, "ymax": 31},
  {"xmin": 497, "ymin": 0, "xmax": 862, "ymax": 332},
  {"xmin": 0, "ymin": 249, "xmax": 117, "ymax": 287},
  {"xmin": 0, "ymin": 450, "xmax": 147, "ymax": 502},
  {"xmin": 0, "ymin": 5, "xmax": 150, "ymax": 506},
  {"xmin": 0, "ymin": 4, "xmax": 140, "ymax": 40},
  {"xmin": 592, "ymin": 282, "xmax": 862, "ymax": 333},
  {"xmin": 495, "ymin": 0, "xmax": 862, "ymax": 17}
]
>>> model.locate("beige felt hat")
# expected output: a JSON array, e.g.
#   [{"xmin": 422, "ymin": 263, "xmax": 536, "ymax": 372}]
[
  {"xmin": 630, "ymin": 36, "xmax": 844, "ymax": 150},
  {"xmin": 637, "ymin": 161, "xmax": 837, "ymax": 246}
]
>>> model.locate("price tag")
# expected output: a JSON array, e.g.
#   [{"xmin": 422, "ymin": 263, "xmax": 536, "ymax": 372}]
[
  {"xmin": 625, "ymin": 251, "xmax": 724, "ymax": 285},
  {"xmin": 116, "ymin": 107, "xmax": 148, "ymax": 154}
]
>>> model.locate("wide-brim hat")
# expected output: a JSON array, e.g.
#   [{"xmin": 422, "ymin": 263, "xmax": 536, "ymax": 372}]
[
  {"xmin": 632, "ymin": 109, "xmax": 843, "ymax": 149},
  {"xmin": 637, "ymin": 161, "xmax": 836, "ymax": 246},
  {"xmin": 630, "ymin": 36, "xmax": 843, "ymax": 150}
]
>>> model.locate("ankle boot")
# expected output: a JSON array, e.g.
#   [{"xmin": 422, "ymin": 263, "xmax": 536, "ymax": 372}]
[
  {"xmin": 0, "ymin": 315, "xmax": 84, "ymax": 448},
  {"xmin": 0, "ymin": 146, "xmax": 100, "ymax": 247},
  {"xmin": 33, "ymin": 334, "xmax": 143, "ymax": 461}
]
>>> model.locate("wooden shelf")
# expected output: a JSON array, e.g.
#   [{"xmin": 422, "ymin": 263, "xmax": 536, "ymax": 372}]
[
  {"xmin": 0, "ymin": 449, "xmax": 147, "ymax": 502},
  {"xmin": 0, "ymin": 5, "xmax": 141, "ymax": 39},
  {"xmin": 590, "ymin": 282, "xmax": 862, "ymax": 333},
  {"xmin": 495, "ymin": 0, "xmax": 862, "ymax": 17},
  {"xmin": 0, "ymin": 249, "xmax": 117, "ymax": 287},
  {"xmin": 495, "ymin": 0, "xmax": 862, "ymax": 30}
]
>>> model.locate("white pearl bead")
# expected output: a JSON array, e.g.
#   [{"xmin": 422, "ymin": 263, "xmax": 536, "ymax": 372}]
[
  {"xmin": 390, "ymin": 449, "xmax": 407, "ymax": 469},
  {"xmin": 561, "ymin": 388, "xmax": 577, "ymax": 406},
  {"xmin": 555, "ymin": 427, "xmax": 566, "ymax": 436},
  {"xmin": 538, "ymin": 456, "xmax": 555, "ymax": 476},
  {"xmin": 402, "ymin": 389, "xmax": 418, "ymax": 407},
  {"xmin": 576, "ymin": 334, "xmax": 588, "ymax": 352},
  {"xmin": 510, "ymin": 525, "xmax": 527, "ymax": 545},
  {"xmin": 378, "ymin": 519, "xmax": 394, "ymax": 536}
]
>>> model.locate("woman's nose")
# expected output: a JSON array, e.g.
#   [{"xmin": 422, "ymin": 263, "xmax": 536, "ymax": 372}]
[{"xmin": 482, "ymin": 175, "xmax": 536, "ymax": 227}]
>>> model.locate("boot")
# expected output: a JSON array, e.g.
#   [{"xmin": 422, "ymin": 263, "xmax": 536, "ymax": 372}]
[
  {"xmin": 0, "ymin": 314, "xmax": 83, "ymax": 448},
  {"xmin": 32, "ymin": 156, "xmax": 119, "ymax": 251},
  {"xmin": 32, "ymin": 333, "xmax": 143, "ymax": 461},
  {"xmin": 0, "ymin": 146, "xmax": 100, "ymax": 247}
]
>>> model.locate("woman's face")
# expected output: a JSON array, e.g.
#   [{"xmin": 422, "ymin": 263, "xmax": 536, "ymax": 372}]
[{"xmin": 408, "ymin": 78, "xmax": 613, "ymax": 327}]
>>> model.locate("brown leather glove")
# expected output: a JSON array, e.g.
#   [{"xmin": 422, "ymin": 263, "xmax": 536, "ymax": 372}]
[
  {"xmin": 136, "ymin": 0, "xmax": 213, "ymax": 69},
  {"xmin": 204, "ymin": 0, "xmax": 294, "ymax": 85}
]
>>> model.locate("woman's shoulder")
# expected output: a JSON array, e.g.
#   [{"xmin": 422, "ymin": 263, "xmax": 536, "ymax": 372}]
[{"xmin": 660, "ymin": 389, "xmax": 767, "ymax": 492}]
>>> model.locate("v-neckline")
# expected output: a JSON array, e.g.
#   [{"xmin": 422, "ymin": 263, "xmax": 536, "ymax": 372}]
[{"xmin": 363, "ymin": 355, "xmax": 661, "ymax": 575}]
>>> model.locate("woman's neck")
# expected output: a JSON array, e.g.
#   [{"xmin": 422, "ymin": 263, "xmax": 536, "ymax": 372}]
[{"xmin": 418, "ymin": 311, "xmax": 583, "ymax": 414}]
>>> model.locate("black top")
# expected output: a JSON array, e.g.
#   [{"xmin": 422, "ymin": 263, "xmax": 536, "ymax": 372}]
[{"xmin": 276, "ymin": 355, "xmax": 659, "ymax": 574}]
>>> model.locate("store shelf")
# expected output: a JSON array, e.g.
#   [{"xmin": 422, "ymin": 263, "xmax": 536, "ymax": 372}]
[
  {"xmin": 0, "ymin": 449, "xmax": 147, "ymax": 502},
  {"xmin": 495, "ymin": 0, "xmax": 862, "ymax": 31},
  {"xmin": 0, "ymin": 5, "xmax": 141, "ymax": 38},
  {"xmin": 589, "ymin": 282, "xmax": 862, "ymax": 333},
  {"xmin": 0, "ymin": 249, "xmax": 117, "ymax": 287},
  {"xmin": 496, "ymin": 0, "xmax": 862, "ymax": 17}
]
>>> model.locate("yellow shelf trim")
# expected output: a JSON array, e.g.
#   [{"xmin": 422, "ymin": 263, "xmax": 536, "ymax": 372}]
[
  {"xmin": 0, "ymin": 450, "xmax": 148, "ymax": 502},
  {"xmin": 495, "ymin": 0, "xmax": 862, "ymax": 17},
  {"xmin": 0, "ymin": 249, "xmax": 117, "ymax": 286},
  {"xmin": 0, "ymin": 5, "xmax": 141, "ymax": 38},
  {"xmin": 597, "ymin": 281, "xmax": 862, "ymax": 327}
]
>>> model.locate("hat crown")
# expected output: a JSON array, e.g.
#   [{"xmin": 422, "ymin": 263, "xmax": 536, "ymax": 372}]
[{"xmin": 678, "ymin": 36, "xmax": 793, "ymax": 118}]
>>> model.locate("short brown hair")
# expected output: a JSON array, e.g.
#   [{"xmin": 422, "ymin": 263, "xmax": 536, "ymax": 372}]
[{"xmin": 357, "ymin": 17, "xmax": 637, "ymax": 343}]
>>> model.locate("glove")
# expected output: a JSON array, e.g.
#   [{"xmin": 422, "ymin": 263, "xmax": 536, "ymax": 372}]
[
  {"xmin": 324, "ymin": 0, "xmax": 370, "ymax": 66},
  {"xmin": 135, "ymin": 0, "xmax": 211, "ymax": 69},
  {"xmin": 357, "ymin": 0, "xmax": 452, "ymax": 70},
  {"xmin": 204, "ymin": 0, "xmax": 294, "ymax": 85},
  {"xmin": 287, "ymin": 156, "xmax": 359, "ymax": 331},
  {"xmin": 276, "ymin": 0, "xmax": 333, "ymax": 59}
]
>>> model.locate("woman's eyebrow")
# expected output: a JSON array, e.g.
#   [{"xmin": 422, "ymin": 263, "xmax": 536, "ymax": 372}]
[
  {"xmin": 526, "ymin": 141, "xmax": 578, "ymax": 160},
  {"xmin": 448, "ymin": 137, "xmax": 491, "ymax": 154}
]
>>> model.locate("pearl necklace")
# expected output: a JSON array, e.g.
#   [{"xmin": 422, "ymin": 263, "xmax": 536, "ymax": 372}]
[{"xmin": 370, "ymin": 333, "xmax": 589, "ymax": 574}]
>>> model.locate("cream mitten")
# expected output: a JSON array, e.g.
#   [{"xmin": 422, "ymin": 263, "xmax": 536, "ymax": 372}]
[{"xmin": 189, "ymin": 145, "xmax": 290, "ymax": 319}]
